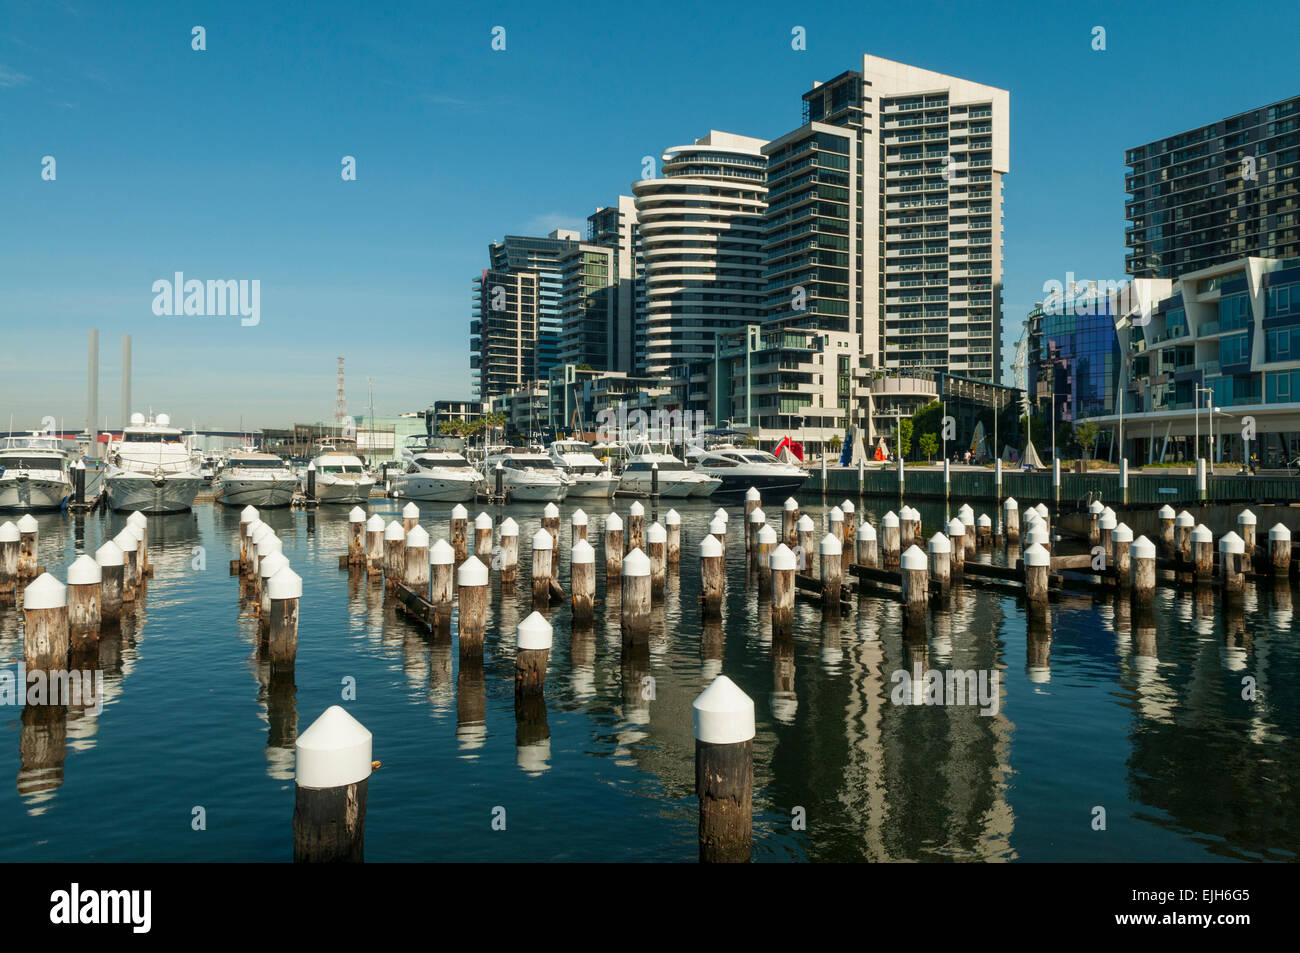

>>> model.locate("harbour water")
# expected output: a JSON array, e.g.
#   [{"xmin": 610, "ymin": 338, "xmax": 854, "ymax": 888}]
[{"xmin": 0, "ymin": 498, "xmax": 1296, "ymax": 862}]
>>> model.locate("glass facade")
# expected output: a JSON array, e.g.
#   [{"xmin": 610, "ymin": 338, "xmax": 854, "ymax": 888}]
[{"xmin": 1041, "ymin": 299, "xmax": 1120, "ymax": 423}]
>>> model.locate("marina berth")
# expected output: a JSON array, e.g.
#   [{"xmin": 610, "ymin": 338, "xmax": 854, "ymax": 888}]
[{"xmin": 104, "ymin": 413, "xmax": 204, "ymax": 513}]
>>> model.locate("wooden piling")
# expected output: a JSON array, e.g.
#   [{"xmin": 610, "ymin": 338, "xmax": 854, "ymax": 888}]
[
  {"xmin": 756, "ymin": 524, "xmax": 776, "ymax": 586},
  {"xmin": 383, "ymin": 521, "xmax": 406, "ymax": 591},
  {"xmin": 820, "ymin": 533, "xmax": 843, "ymax": 606},
  {"xmin": 1131, "ymin": 535, "xmax": 1156, "ymax": 601},
  {"xmin": 1270, "ymin": 523, "xmax": 1292, "ymax": 578},
  {"xmin": 1024, "ymin": 543, "xmax": 1050, "ymax": 607},
  {"xmin": 1099, "ymin": 509, "xmax": 1116, "ymax": 558},
  {"xmin": 1175, "ymin": 511, "xmax": 1194, "ymax": 562},
  {"xmin": 0, "ymin": 522, "xmax": 18, "ymax": 605},
  {"xmin": 531, "ymin": 528, "xmax": 554, "ymax": 610},
  {"xmin": 977, "ymin": 513, "xmax": 992, "ymax": 548},
  {"xmin": 347, "ymin": 507, "xmax": 366, "ymax": 567},
  {"xmin": 450, "ymin": 504, "xmax": 468, "ymax": 566},
  {"xmin": 928, "ymin": 532, "xmax": 951, "ymax": 590},
  {"xmin": 899, "ymin": 506, "xmax": 918, "ymax": 551},
  {"xmin": 570, "ymin": 539, "xmax": 595, "ymax": 624},
  {"xmin": 1237, "ymin": 509, "xmax": 1256, "ymax": 573},
  {"xmin": 259, "ymin": 552, "xmax": 289, "ymax": 624},
  {"xmin": 404, "ymin": 525, "xmax": 430, "ymax": 592},
  {"xmin": 665, "ymin": 509, "xmax": 681, "ymax": 564},
  {"xmin": 1088, "ymin": 500, "xmax": 1103, "ymax": 547},
  {"xmin": 456, "ymin": 556, "xmax": 488, "ymax": 656},
  {"xmin": 499, "ymin": 517, "xmax": 519, "ymax": 586},
  {"xmin": 1112, "ymin": 523, "xmax": 1133, "ymax": 589},
  {"xmin": 647, "ymin": 522, "xmax": 667, "ymax": 592},
  {"xmin": 268, "ymin": 565, "xmax": 302, "ymax": 671},
  {"xmin": 700, "ymin": 535, "xmax": 725, "ymax": 619},
  {"xmin": 621, "ymin": 548, "xmax": 651, "ymax": 642},
  {"xmin": 293, "ymin": 705, "xmax": 371, "ymax": 863},
  {"xmin": 881, "ymin": 511, "xmax": 901, "ymax": 569},
  {"xmin": 365, "ymin": 514, "xmax": 384, "ymax": 576},
  {"xmin": 542, "ymin": 502, "xmax": 560, "ymax": 553},
  {"xmin": 782, "ymin": 498, "xmax": 799, "ymax": 549},
  {"xmin": 114, "ymin": 527, "xmax": 139, "ymax": 603},
  {"xmin": 95, "ymin": 539, "xmax": 124, "ymax": 622},
  {"xmin": 1219, "ymin": 532, "xmax": 1245, "ymax": 594},
  {"xmin": 1003, "ymin": 497, "xmax": 1020, "ymax": 544},
  {"xmin": 900, "ymin": 545, "xmax": 929, "ymax": 619},
  {"xmin": 570, "ymin": 508, "xmax": 588, "ymax": 547},
  {"xmin": 514, "ymin": 610, "xmax": 553, "ymax": 700},
  {"xmin": 743, "ymin": 487, "xmax": 761, "ymax": 539},
  {"xmin": 22, "ymin": 573, "xmax": 68, "ymax": 672},
  {"xmin": 127, "ymin": 511, "xmax": 149, "ymax": 575},
  {"xmin": 747, "ymin": 506, "xmax": 765, "ymax": 556},
  {"xmin": 693, "ymin": 675, "xmax": 754, "ymax": 864},
  {"xmin": 1192, "ymin": 524, "xmax": 1214, "ymax": 583},
  {"xmin": 841, "ymin": 500, "xmax": 857, "ymax": 552},
  {"xmin": 240, "ymin": 505, "xmax": 259, "ymax": 566},
  {"xmin": 958, "ymin": 504, "xmax": 975, "ymax": 560},
  {"xmin": 627, "ymin": 501, "xmax": 645, "ymax": 553},
  {"xmin": 1157, "ymin": 505, "xmax": 1175, "ymax": 554},
  {"xmin": 430, "ymin": 539, "xmax": 455, "ymax": 614},
  {"xmin": 770, "ymin": 543, "xmax": 796, "ymax": 631},
  {"xmin": 474, "ymin": 512, "xmax": 493, "ymax": 560},
  {"xmin": 605, "ymin": 512, "xmax": 624, "ymax": 578},
  {"xmin": 856, "ymin": 521, "xmax": 878, "ymax": 569},
  {"xmin": 828, "ymin": 507, "xmax": 844, "ymax": 550},
  {"xmin": 401, "ymin": 501, "xmax": 420, "ymax": 534},
  {"xmin": 17, "ymin": 514, "xmax": 39, "ymax": 579},
  {"xmin": 945, "ymin": 518, "xmax": 965, "ymax": 575},
  {"xmin": 66, "ymin": 555, "xmax": 101, "ymax": 650},
  {"xmin": 712, "ymin": 515, "xmax": 729, "ymax": 558}
]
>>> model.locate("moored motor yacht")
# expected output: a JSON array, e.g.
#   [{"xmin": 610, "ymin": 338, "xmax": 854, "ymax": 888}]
[
  {"xmin": 483, "ymin": 449, "xmax": 572, "ymax": 502},
  {"xmin": 305, "ymin": 442, "xmax": 376, "ymax": 504},
  {"xmin": 689, "ymin": 446, "xmax": 809, "ymax": 499},
  {"xmin": 390, "ymin": 437, "xmax": 483, "ymax": 502},
  {"xmin": 548, "ymin": 439, "xmax": 616, "ymax": 499},
  {"xmin": 104, "ymin": 413, "xmax": 205, "ymax": 513},
  {"xmin": 617, "ymin": 443, "xmax": 719, "ymax": 498},
  {"xmin": 0, "ymin": 433, "xmax": 73, "ymax": 511},
  {"xmin": 215, "ymin": 449, "xmax": 299, "ymax": 507}
]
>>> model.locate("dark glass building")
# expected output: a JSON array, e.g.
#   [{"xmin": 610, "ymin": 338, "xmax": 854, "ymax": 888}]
[{"xmin": 1040, "ymin": 294, "xmax": 1121, "ymax": 425}]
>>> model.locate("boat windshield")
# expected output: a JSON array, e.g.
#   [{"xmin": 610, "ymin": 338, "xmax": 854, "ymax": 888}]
[
  {"xmin": 568, "ymin": 464, "xmax": 607, "ymax": 475},
  {"xmin": 626, "ymin": 460, "xmax": 686, "ymax": 472},
  {"xmin": 124, "ymin": 432, "xmax": 185, "ymax": 444},
  {"xmin": 502, "ymin": 458, "xmax": 555, "ymax": 470},
  {"xmin": 417, "ymin": 457, "xmax": 473, "ymax": 468},
  {"xmin": 320, "ymin": 465, "xmax": 363, "ymax": 474},
  {"xmin": 231, "ymin": 458, "xmax": 285, "ymax": 469},
  {"xmin": 741, "ymin": 452, "xmax": 779, "ymax": 464},
  {"xmin": 0, "ymin": 455, "xmax": 64, "ymax": 469}
]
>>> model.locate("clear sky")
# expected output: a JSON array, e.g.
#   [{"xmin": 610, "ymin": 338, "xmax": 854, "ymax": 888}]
[{"xmin": 2, "ymin": 0, "xmax": 1298, "ymax": 431}]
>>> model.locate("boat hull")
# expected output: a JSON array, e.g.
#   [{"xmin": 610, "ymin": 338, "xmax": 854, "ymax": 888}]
[
  {"xmin": 564, "ymin": 475, "xmax": 617, "ymax": 499},
  {"xmin": 217, "ymin": 478, "xmax": 299, "ymax": 508},
  {"xmin": 0, "ymin": 476, "xmax": 71, "ymax": 511},
  {"xmin": 391, "ymin": 475, "xmax": 481, "ymax": 502},
  {"xmin": 311, "ymin": 477, "xmax": 376, "ymax": 504},
  {"xmin": 106, "ymin": 473, "xmax": 204, "ymax": 513},
  {"xmin": 617, "ymin": 475, "xmax": 700, "ymax": 498},
  {"xmin": 703, "ymin": 472, "xmax": 809, "ymax": 500},
  {"xmin": 505, "ymin": 480, "xmax": 569, "ymax": 502}
]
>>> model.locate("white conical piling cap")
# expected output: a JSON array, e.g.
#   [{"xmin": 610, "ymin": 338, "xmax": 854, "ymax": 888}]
[
  {"xmin": 1271, "ymin": 523, "xmax": 1292, "ymax": 542},
  {"xmin": 451, "ymin": 504, "xmax": 468, "ymax": 520},
  {"xmin": 430, "ymin": 538, "xmax": 454, "ymax": 565},
  {"xmin": 127, "ymin": 511, "xmax": 148, "ymax": 529},
  {"xmin": 1089, "ymin": 500, "xmax": 1104, "ymax": 515},
  {"xmin": 693, "ymin": 675, "xmax": 755, "ymax": 744},
  {"xmin": 260, "ymin": 551, "xmax": 289, "ymax": 580},
  {"xmin": 629, "ymin": 500, "xmax": 644, "ymax": 517},
  {"xmin": 1176, "ymin": 510, "xmax": 1195, "ymax": 527},
  {"xmin": 859, "ymin": 521, "xmax": 876, "ymax": 541},
  {"xmin": 665, "ymin": 509, "xmax": 680, "ymax": 526},
  {"xmin": 1024, "ymin": 509, "xmax": 1042, "ymax": 526},
  {"xmin": 710, "ymin": 516, "xmax": 727, "ymax": 535},
  {"xmin": 977, "ymin": 513, "xmax": 992, "ymax": 528},
  {"xmin": 406, "ymin": 525, "xmax": 430, "ymax": 548},
  {"xmin": 623, "ymin": 547, "xmax": 650, "ymax": 576},
  {"xmin": 246, "ymin": 519, "xmax": 266, "ymax": 540},
  {"xmin": 1191, "ymin": 524, "xmax": 1213, "ymax": 543},
  {"xmin": 474, "ymin": 512, "xmax": 492, "ymax": 530},
  {"xmin": 605, "ymin": 512, "xmax": 623, "ymax": 531},
  {"xmin": 1101, "ymin": 506, "xmax": 1116, "ymax": 522},
  {"xmin": 1219, "ymin": 531, "xmax": 1245, "ymax": 554},
  {"xmin": 570, "ymin": 508, "xmax": 587, "ymax": 526},
  {"xmin": 1113, "ymin": 522, "xmax": 1133, "ymax": 543},
  {"xmin": 543, "ymin": 502, "xmax": 560, "ymax": 519},
  {"xmin": 296, "ymin": 706, "xmax": 372, "ymax": 789},
  {"xmin": 384, "ymin": 520, "xmax": 405, "ymax": 541},
  {"xmin": 757, "ymin": 524, "xmax": 778, "ymax": 545},
  {"xmin": 17, "ymin": 514, "xmax": 38, "ymax": 533},
  {"xmin": 829, "ymin": 506, "xmax": 843, "ymax": 522},
  {"xmin": 268, "ymin": 564, "xmax": 303, "ymax": 600},
  {"xmin": 784, "ymin": 497, "xmax": 798, "ymax": 511},
  {"xmin": 67, "ymin": 554, "xmax": 102, "ymax": 586},
  {"xmin": 928, "ymin": 532, "xmax": 951, "ymax": 554},
  {"xmin": 714, "ymin": 507, "xmax": 729, "ymax": 524},
  {"xmin": 749, "ymin": 507, "xmax": 766, "ymax": 524},
  {"xmin": 1132, "ymin": 535, "xmax": 1156, "ymax": 559},
  {"xmin": 947, "ymin": 517, "xmax": 965, "ymax": 536},
  {"xmin": 821, "ymin": 532, "xmax": 842, "ymax": 556},
  {"xmin": 1034, "ymin": 503, "xmax": 1050, "ymax": 519},
  {"xmin": 0, "ymin": 521, "xmax": 18, "ymax": 542},
  {"xmin": 899, "ymin": 505, "xmax": 915, "ymax": 521},
  {"xmin": 958, "ymin": 504, "xmax": 974, "ymax": 522},
  {"xmin": 841, "ymin": 500, "xmax": 854, "ymax": 514},
  {"xmin": 402, "ymin": 502, "xmax": 419, "ymax": 519},
  {"xmin": 240, "ymin": 505, "xmax": 259, "ymax": 522},
  {"xmin": 1024, "ymin": 543, "xmax": 1051, "ymax": 567},
  {"xmin": 1158, "ymin": 505, "xmax": 1175, "ymax": 519},
  {"xmin": 900, "ymin": 545, "xmax": 927, "ymax": 571},
  {"xmin": 699, "ymin": 535, "xmax": 723, "ymax": 558},
  {"xmin": 882, "ymin": 511, "xmax": 899, "ymax": 527},
  {"xmin": 517, "ymin": 610, "xmax": 553, "ymax": 651},
  {"xmin": 1004, "ymin": 497, "xmax": 1018, "ymax": 511},
  {"xmin": 95, "ymin": 539, "xmax": 124, "ymax": 567},
  {"xmin": 349, "ymin": 506, "xmax": 366, "ymax": 523},
  {"xmin": 571, "ymin": 539, "xmax": 595, "ymax": 564},
  {"xmin": 1100, "ymin": 511, "xmax": 1117, "ymax": 530},
  {"xmin": 457, "ymin": 555, "xmax": 488, "ymax": 586},
  {"xmin": 1026, "ymin": 524, "xmax": 1049, "ymax": 546},
  {"xmin": 499, "ymin": 517, "xmax": 519, "ymax": 537},
  {"xmin": 23, "ymin": 572, "xmax": 66, "ymax": 610},
  {"xmin": 769, "ymin": 543, "xmax": 796, "ymax": 571},
  {"xmin": 532, "ymin": 528, "xmax": 553, "ymax": 551},
  {"xmin": 113, "ymin": 529, "xmax": 137, "ymax": 552},
  {"xmin": 745, "ymin": 486, "xmax": 761, "ymax": 502},
  {"xmin": 366, "ymin": 514, "xmax": 384, "ymax": 532},
  {"xmin": 1238, "ymin": 509, "xmax": 1256, "ymax": 526},
  {"xmin": 648, "ymin": 522, "xmax": 666, "ymax": 544},
  {"xmin": 251, "ymin": 522, "xmax": 273, "ymax": 543}
]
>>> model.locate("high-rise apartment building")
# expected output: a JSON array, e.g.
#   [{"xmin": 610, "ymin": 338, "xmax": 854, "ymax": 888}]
[
  {"xmin": 1125, "ymin": 95, "xmax": 1300, "ymax": 279},
  {"xmin": 558, "ymin": 198, "xmax": 640, "ymax": 373},
  {"xmin": 632, "ymin": 131, "xmax": 768, "ymax": 377}
]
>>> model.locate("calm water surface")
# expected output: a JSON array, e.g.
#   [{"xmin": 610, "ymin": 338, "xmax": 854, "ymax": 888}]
[{"xmin": 0, "ymin": 498, "xmax": 1295, "ymax": 862}]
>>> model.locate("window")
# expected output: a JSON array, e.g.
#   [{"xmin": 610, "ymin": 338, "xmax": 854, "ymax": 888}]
[{"xmin": 1219, "ymin": 293, "xmax": 1251, "ymax": 331}]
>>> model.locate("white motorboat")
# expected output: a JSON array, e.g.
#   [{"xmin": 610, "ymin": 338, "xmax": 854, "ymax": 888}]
[
  {"xmin": 0, "ymin": 433, "xmax": 73, "ymax": 511},
  {"xmin": 617, "ymin": 443, "xmax": 720, "ymax": 498},
  {"xmin": 390, "ymin": 437, "xmax": 483, "ymax": 502},
  {"xmin": 305, "ymin": 443, "xmax": 376, "ymax": 504},
  {"xmin": 483, "ymin": 449, "xmax": 572, "ymax": 502},
  {"xmin": 548, "ymin": 439, "xmax": 616, "ymax": 499},
  {"xmin": 215, "ymin": 449, "xmax": 298, "ymax": 508},
  {"xmin": 104, "ymin": 413, "xmax": 205, "ymax": 513},
  {"xmin": 689, "ymin": 445, "xmax": 809, "ymax": 500}
]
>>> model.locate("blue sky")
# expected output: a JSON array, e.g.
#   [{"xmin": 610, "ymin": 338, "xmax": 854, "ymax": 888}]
[{"xmin": 2, "ymin": 0, "xmax": 1298, "ymax": 431}]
